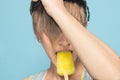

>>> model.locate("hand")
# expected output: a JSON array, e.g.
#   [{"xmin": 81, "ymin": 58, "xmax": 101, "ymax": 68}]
[
  {"xmin": 40, "ymin": 0, "xmax": 66, "ymax": 17},
  {"xmin": 32, "ymin": 0, "xmax": 38, "ymax": 2},
  {"xmin": 32, "ymin": 0, "xmax": 67, "ymax": 18}
]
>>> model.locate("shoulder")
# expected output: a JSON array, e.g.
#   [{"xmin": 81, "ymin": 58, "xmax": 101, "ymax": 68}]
[{"xmin": 24, "ymin": 70, "xmax": 47, "ymax": 80}]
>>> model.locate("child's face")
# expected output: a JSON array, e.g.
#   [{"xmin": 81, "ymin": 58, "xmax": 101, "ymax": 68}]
[
  {"xmin": 36, "ymin": 3, "xmax": 87, "ymax": 67},
  {"xmin": 52, "ymin": 33, "xmax": 78, "ymax": 61},
  {"xmin": 41, "ymin": 33, "xmax": 79, "ymax": 67}
]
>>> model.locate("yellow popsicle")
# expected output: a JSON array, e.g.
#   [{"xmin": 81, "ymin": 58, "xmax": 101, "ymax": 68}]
[{"xmin": 57, "ymin": 51, "xmax": 76, "ymax": 76}]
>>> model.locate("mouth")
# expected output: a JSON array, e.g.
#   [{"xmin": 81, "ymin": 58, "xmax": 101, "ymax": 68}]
[
  {"xmin": 55, "ymin": 50, "xmax": 73, "ymax": 55},
  {"xmin": 55, "ymin": 50, "xmax": 77, "ymax": 62},
  {"xmin": 56, "ymin": 50, "xmax": 76, "ymax": 76}
]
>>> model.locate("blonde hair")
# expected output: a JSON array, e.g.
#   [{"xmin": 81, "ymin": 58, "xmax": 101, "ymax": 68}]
[{"xmin": 32, "ymin": 1, "xmax": 86, "ymax": 42}]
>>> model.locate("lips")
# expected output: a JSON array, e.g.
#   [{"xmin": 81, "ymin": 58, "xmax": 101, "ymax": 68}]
[
  {"xmin": 55, "ymin": 50, "xmax": 76, "ymax": 61},
  {"xmin": 56, "ymin": 50, "xmax": 73, "ymax": 55}
]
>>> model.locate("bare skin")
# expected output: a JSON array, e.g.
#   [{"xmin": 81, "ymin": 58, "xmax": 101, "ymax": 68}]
[
  {"xmin": 40, "ymin": 33, "xmax": 85, "ymax": 80},
  {"xmin": 27, "ymin": 0, "xmax": 120, "ymax": 80}
]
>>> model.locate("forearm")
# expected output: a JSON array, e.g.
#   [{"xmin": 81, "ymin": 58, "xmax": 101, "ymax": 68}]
[{"xmin": 52, "ymin": 9, "xmax": 120, "ymax": 79}]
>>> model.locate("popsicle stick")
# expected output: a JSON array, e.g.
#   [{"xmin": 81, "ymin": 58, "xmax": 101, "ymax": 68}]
[{"xmin": 64, "ymin": 73, "xmax": 69, "ymax": 80}]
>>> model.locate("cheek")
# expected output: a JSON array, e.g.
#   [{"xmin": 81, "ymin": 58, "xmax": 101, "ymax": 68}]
[
  {"xmin": 42, "ymin": 44, "xmax": 57, "ymax": 66},
  {"xmin": 46, "ymin": 50, "xmax": 57, "ymax": 66}
]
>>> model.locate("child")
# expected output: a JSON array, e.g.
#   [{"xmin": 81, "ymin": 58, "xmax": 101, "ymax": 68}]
[{"xmin": 25, "ymin": 0, "xmax": 120, "ymax": 80}]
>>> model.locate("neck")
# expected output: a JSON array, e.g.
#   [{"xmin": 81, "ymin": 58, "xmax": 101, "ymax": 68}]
[{"xmin": 47, "ymin": 61, "xmax": 84, "ymax": 80}]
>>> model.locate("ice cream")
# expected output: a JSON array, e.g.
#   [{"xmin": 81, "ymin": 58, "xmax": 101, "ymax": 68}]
[{"xmin": 57, "ymin": 51, "xmax": 76, "ymax": 76}]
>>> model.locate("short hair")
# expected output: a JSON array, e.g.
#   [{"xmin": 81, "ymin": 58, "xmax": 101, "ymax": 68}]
[{"xmin": 30, "ymin": 0, "xmax": 90, "ymax": 42}]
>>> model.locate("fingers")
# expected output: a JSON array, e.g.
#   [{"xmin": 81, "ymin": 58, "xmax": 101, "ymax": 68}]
[{"xmin": 32, "ymin": 0, "xmax": 38, "ymax": 2}]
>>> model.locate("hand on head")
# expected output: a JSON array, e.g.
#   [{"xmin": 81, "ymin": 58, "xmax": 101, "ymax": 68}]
[
  {"xmin": 32, "ymin": 0, "xmax": 66, "ymax": 17},
  {"xmin": 32, "ymin": 0, "xmax": 38, "ymax": 2}
]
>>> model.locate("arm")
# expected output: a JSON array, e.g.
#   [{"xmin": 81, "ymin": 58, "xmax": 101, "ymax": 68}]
[
  {"xmin": 53, "ymin": 10, "xmax": 120, "ymax": 79},
  {"xmin": 40, "ymin": 0, "xmax": 120, "ymax": 79}
]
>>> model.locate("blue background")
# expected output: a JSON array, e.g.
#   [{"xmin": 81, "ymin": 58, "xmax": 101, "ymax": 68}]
[{"xmin": 0, "ymin": 0, "xmax": 120, "ymax": 80}]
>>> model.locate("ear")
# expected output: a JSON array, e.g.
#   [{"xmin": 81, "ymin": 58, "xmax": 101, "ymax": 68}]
[{"xmin": 41, "ymin": 33, "xmax": 56, "ymax": 65}]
